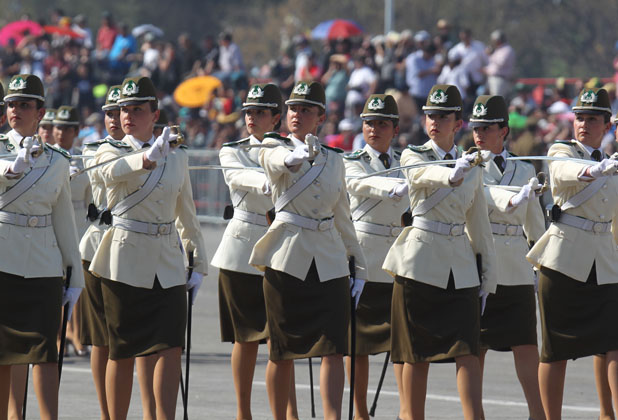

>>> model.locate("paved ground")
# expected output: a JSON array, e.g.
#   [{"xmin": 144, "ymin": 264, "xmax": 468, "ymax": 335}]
[{"xmin": 29, "ymin": 224, "xmax": 602, "ymax": 419}]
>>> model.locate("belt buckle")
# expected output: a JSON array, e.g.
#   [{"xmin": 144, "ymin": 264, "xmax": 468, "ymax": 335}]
[
  {"xmin": 318, "ymin": 220, "xmax": 330, "ymax": 231},
  {"xmin": 450, "ymin": 224, "xmax": 463, "ymax": 236},
  {"xmin": 506, "ymin": 225, "xmax": 517, "ymax": 235},
  {"xmin": 593, "ymin": 222, "xmax": 605, "ymax": 233},
  {"xmin": 158, "ymin": 224, "xmax": 170, "ymax": 235},
  {"xmin": 27, "ymin": 216, "xmax": 39, "ymax": 227},
  {"xmin": 390, "ymin": 226, "xmax": 402, "ymax": 236}
]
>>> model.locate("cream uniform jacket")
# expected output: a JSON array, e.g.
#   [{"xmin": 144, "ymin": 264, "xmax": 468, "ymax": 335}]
[
  {"xmin": 249, "ymin": 134, "xmax": 368, "ymax": 282},
  {"xmin": 527, "ymin": 140, "xmax": 618, "ymax": 283},
  {"xmin": 79, "ymin": 137, "xmax": 118, "ymax": 262},
  {"xmin": 483, "ymin": 152, "xmax": 545, "ymax": 286},
  {"xmin": 344, "ymin": 146, "xmax": 409, "ymax": 283},
  {"xmin": 69, "ymin": 146, "xmax": 92, "ymax": 238},
  {"xmin": 382, "ymin": 141, "xmax": 498, "ymax": 293},
  {"xmin": 89, "ymin": 135, "xmax": 207, "ymax": 289},
  {"xmin": 0, "ymin": 129, "xmax": 84, "ymax": 287},
  {"xmin": 211, "ymin": 135, "xmax": 273, "ymax": 275}
]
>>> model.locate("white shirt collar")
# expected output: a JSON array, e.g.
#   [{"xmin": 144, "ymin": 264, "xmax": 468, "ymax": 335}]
[
  {"xmin": 365, "ymin": 144, "xmax": 392, "ymax": 159},
  {"xmin": 490, "ymin": 147, "xmax": 508, "ymax": 160},
  {"xmin": 289, "ymin": 134, "xmax": 306, "ymax": 147},
  {"xmin": 127, "ymin": 134, "xmax": 155, "ymax": 149},
  {"xmin": 581, "ymin": 143, "xmax": 602, "ymax": 158},
  {"xmin": 430, "ymin": 140, "xmax": 457, "ymax": 159}
]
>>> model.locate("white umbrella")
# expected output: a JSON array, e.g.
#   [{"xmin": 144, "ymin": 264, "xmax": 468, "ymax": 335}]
[{"xmin": 132, "ymin": 24, "xmax": 164, "ymax": 38}]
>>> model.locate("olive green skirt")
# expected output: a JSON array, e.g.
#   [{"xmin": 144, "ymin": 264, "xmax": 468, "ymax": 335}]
[
  {"xmin": 480, "ymin": 284, "xmax": 537, "ymax": 351},
  {"xmin": 350, "ymin": 281, "xmax": 392, "ymax": 356},
  {"xmin": 538, "ymin": 265, "xmax": 618, "ymax": 363},
  {"xmin": 391, "ymin": 275, "xmax": 480, "ymax": 364},
  {"xmin": 264, "ymin": 261, "xmax": 349, "ymax": 361},
  {"xmin": 218, "ymin": 269, "xmax": 268, "ymax": 343},
  {"xmin": 0, "ymin": 272, "xmax": 63, "ymax": 364},
  {"xmin": 79, "ymin": 260, "xmax": 108, "ymax": 347},
  {"xmin": 101, "ymin": 277, "xmax": 186, "ymax": 360}
]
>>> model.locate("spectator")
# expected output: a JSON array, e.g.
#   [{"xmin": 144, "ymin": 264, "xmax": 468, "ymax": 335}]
[
  {"xmin": 107, "ymin": 23, "xmax": 137, "ymax": 81},
  {"xmin": 450, "ymin": 28, "xmax": 488, "ymax": 97},
  {"xmin": 95, "ymin": 12, "xmax": 117, "ymax": 58},
  {"xmin": 484, "ymin": 30, "xmax": 516, "ymax": 99},
  {"xmin": 72, "ymin": 15, "xmax": 93, "ymax": 49},
  {"xmin": 345, "ymin": 55, "xmax": 377, "ymax": 116},
  {"xmin": 217, "ymin": 31, "xmax": 244, "ymax": 80},
  {"xmin": 405, "ymin": 33, "xmax": 439, "ymax": 111},
  {"xmin": 322, "ymin": 54, "xmax": 349, "ymax": 114}
]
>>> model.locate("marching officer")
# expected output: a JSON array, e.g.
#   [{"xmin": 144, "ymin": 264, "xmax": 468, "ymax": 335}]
[
  {"xmin": 88, "ymin": 76, "xmax": 207, "ymax": 419},
  {"xmin": 383, "ymin": 84, "xmax": 497, "ymax": 420},
  {"xmin": 38, "ymin": 108, "xmax": 56, "ymax": 144},
  {"xmin": 78, "ymin": 85, "xmax": 124, "ymax": 420},
  {"xmin": 527, "ymin": 87, "xmax": 618, "ymax": 420},
  {"xmin": 53, "ymin": 105, "xmax": 92, "ymax": 238},
  {"xmin": 0, "ymin": 74, "xmax": 84, "ymax": 420},
  {"xmin": 469, "ymin": 95, "xmax": 546, "ymax": 420},
  {"xmin": 343, "ymin": 93, "xmax": 408, "ymax": 420},
  {"xmin": 212, "ymin": 83, "xmax": 299, "ymax": 420},
  {"xmin": 249, "ymin": 80, "xmax": 368, "ymax": 420}
]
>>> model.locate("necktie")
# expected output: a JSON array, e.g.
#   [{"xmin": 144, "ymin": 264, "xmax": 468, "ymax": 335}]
[
  {"xmin": 142, "ymin": 143, "xmax": 151, "ymax": 149},
  {"xmin": 444, "ymin": 153, "xmax": 454, "ymax": 168},
  {"xmin": 378, "ymin": 153, "xmax": 391, "ymax": 169},
  {"xmin": 591, "ymin": 149, "xmax": 602, "ymax": 162},
  {"xmin": 494, "ymin": 155, "xmax": 505, "ymax": 173}
]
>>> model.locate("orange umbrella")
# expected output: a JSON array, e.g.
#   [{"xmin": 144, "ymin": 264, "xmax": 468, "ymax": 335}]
[{"xmin": 173, "ymin": 76, "xmax": 222, "ymax": 108}]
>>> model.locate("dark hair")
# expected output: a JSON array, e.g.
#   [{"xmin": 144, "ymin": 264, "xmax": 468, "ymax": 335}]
[
  {"xmin": 149, "ymin": 100, "xmax": 158, "ymax": 112},
  {"xmin": 604, "ymin": 113, "xmax": 611, "ymax": 124},
  {"xmin": 498, "ymin": 121, "xmax": 510, "ymax": 138}
]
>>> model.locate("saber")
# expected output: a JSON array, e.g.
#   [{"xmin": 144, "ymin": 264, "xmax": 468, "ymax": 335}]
[
  {"xmin": 237, "ymin": 143, "xmax": 279, "ymax": 150},
  {"xmin": 188, "ymin": 165, "xmax": 264, "ymax": 172},
  {"xmin": 70, "ymin": 148, "xmax": 146, "ymax": 179}
]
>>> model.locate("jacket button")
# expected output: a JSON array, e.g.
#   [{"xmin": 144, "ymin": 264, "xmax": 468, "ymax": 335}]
[{"xmin": 156, "ymin": 216, "xmax": 163, "ymax": 221}]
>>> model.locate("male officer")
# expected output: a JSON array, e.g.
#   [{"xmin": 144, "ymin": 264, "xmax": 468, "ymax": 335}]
[
  {"xmin": 343, "ymin": 93, "xmax": 408, "ymax": 420},
  {"xmin": 383, "ymin": 84, "xmax": 497, "ymax": 420},
  {"xmin": 0, "ymin": 74, "xmax": 84, "ymax": 420},
  {"xmin": 470, "ymin": 95, "xmax": 546, "ymax": 420},
  {"xmin": 527, "ymin": 88, "xmax": 618, "ymax": 420}
]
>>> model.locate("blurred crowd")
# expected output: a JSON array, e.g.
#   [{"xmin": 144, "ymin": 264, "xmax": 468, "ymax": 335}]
[{"xmin": 1, "ymin": 11, "xmax": 618, "ymax": 157}]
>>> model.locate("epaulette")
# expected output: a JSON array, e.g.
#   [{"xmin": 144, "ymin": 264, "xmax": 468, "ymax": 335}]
[
  {"xmin": 45, "ymin": 144, "xmax": 71, "ymax": 159},
  {"xmin": 179, "ymin": 144, "xmax": 188, "ymax": 149},
  {"xmin": 322, "ymin": 144, "xmax": 343, "ymax": 153},
  {"xmin": 222, "ymin": 137, "xmax": 250, "ymax": 147},
  {"xmin": 263, "ymin": 132, "xmax": 291, "ymax": 143},
  {"xmin": 343, "ymin": 149, "xmax": 367, "ymax": 160},
  {"xmin": 406, "ymin": 144, "xmax": 432, "ymax": 153},
  {"xmin": 106, "ymin": 139, "xmax": 132, "ymax": 149},
  {"xmin": 0, "ymin": 134, "xmax": 8, "ymax": 141},
  {"xmin": 82, "ymin": 138, "xmax": 109, "ymax": 147},
  {"xmin": 394, "ymin": 150, "xmax": 402, "ymax": 158},
  {"xmin": 554, "ymin": 140, "xmax": 576, "ymax": 145}
]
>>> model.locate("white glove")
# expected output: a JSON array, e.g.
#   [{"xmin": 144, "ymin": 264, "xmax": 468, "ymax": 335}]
[
  {"xmin": 349, "ymin": 277, "xmax": 366, "ymax": 309},
  {"xmin": 62, "ymin": 287, "xmax": 82, "ymax": 320},
  {"xmin": 69, "ymin": 165, "xmax": 80, "ymax": 176},
  {"xmin": 589, "ymin": 159, "xmax": 618, "ymax": 178},
  {"xmin": 509, "ymin": 183, "xmax": 533, "ymax": 208},
  {"xmin": 479, "ymin": 289, "xmax": 489, "ymax": 316},
  {"xmin": 284, "ymin": 144, "xmax": 310, "ymax": 167},
  {"xmin": 262, "ymin": 180, "xmax": 272, "ymax": 196},
  {"xmin": 305, "ymin": 134, "xmax": 320, "ymax": 158},
  {"xmin": 145, "ymin": 127, "xmax": 176, "ymax": 162},
  {"xmin": 187, "ymin": 271, "xmax": 203, "ymax": 305},
  {"xmin": 448, "ymin": 154, "xmax": 477, "ymax": 184},
  {"xmin": 9, "ymin": 146, "xmax": 40, "ymax": 174},
  {"xmin": 389, "ymin": 182, "xmax": 409, "ymax": 199}
]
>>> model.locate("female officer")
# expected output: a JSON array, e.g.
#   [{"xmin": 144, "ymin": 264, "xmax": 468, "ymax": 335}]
[
  {"xmin": 89, "ymin": 76, "xmax": 207, "ymax": 420},
  {"xmin": 250, "ymin": 80, "xmax": 367, "ymax": 420}
]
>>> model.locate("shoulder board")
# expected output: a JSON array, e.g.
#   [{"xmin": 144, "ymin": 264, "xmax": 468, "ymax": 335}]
[
  {"xmin": 45, "ymin": 144, "xmax": 71, "ymax": 159},
  {"xmin": 343, "ymin": 149, "xmax": 367, "ymax": 160},
  {"xmin": 263, "ymin": 132, "xmax": 291, "ymax": 143},
  {"xmin": 83, "ymin": 138, "xmax": 108, "ymax": 147},
  {"xmin": 554, "ymin": 140, "xmax": 576, "ymax": 146},
  {"xmin": 394, "ymin": 150, "xmax": 402, "ymax": 158},
  {"xmin": 322, "ymin": 144, "xmax": 343, "ymax": 153},
  {"xmin": 222, "ymin": 137, "xmax": 250, "ymax": 147},
  {"xmin": 106, "ymin": 139, "xmax": 132, "ymax": 149},
  {"xmin": 508, "ymin": 151, "xmax": 532, "ymax": 164},
  {"xmin": 0, "ymin": 134, "xmax": 8, "ymax": 141},
  {"xmin": 179, "ymin": 144, "xmax": 188, "ymax": 149},
  {"xmin": 406, "ymin": 144, "xmax": 432, "ymax": 153}
]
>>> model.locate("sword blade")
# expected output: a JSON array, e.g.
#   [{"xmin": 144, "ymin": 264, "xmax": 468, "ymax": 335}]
[
  {"xmin": 70, "ymin": 148, "xmax": 145, "ymax": 179},
  {"xmin": 188, "ymin": 165, "xmax": 264, "ymax": 172}
]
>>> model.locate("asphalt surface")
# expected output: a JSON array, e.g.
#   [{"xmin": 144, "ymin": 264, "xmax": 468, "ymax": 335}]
[{"xmin": 32, "ymin": 223, "xmax": 602, "ymax": 419}]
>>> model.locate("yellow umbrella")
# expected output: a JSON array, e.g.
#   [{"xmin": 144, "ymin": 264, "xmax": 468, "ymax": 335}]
[{"xmin": 173, "ymin": 76, "xmax": 222, "ymax": 108}]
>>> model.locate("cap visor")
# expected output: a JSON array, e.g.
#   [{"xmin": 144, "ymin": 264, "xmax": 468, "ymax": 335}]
[
  {"xmin": 423, "ymin": 109, "xmax": 454, "ymax": 115},
  {"xmin": 118, "ymin": 99, "xmax": 152, "ymax": 106},
  {"xmin": 573, "ymin": 109, "xmax": 609, "ymax": 115},
  {"xmin": 361, "ymin": 115, "xmax": 397, "ymax": 121},
  {"xmin": 284, "ymin": 99, "xmax": 325, "ymax": 109},
  {"xmin": 468, "ymin": 120, "xmax": 493, "ymax": 128}
]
